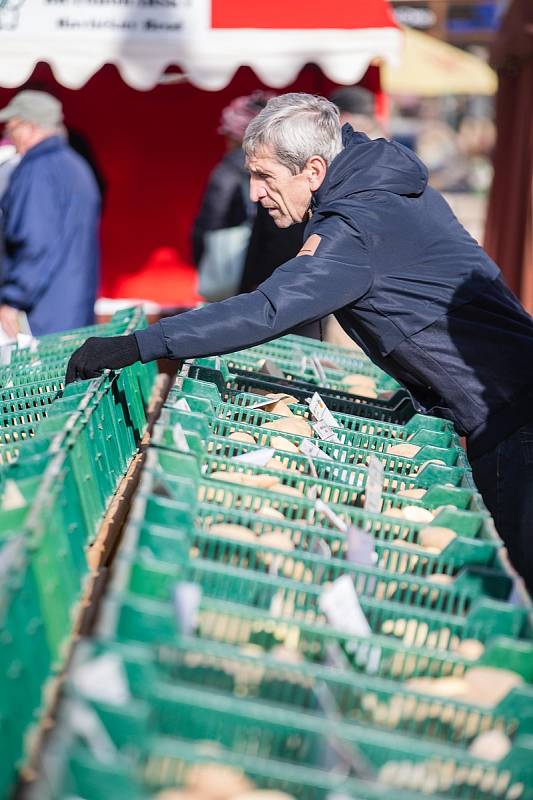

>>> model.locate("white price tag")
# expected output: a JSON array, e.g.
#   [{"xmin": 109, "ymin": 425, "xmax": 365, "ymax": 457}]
[
  {"xmin": 172, "ymin": 422, "xmax": 190, "ymax": 452},
  {"xmin": 363, "ymin": 455, "xmax": 384, "ymax": 514},
  {"xmin": 319, "ymin": 574, "xmax": 371, "ymax": 638},
  {"xmin": 307, "ymin": 392, "xmax": 339, "ymax": 428},
  {"xmin": 1, "ymin": 480, "xmax": 26, "ymax": 511},
  {"xmin": 232, "ymin": 447, "xmax": 274, "ymax": 466},
  {"xmin": 173, "ymin": 397, "xmax": 191, "ymax": 411},
  {"xmin": 299, "ymin": 438, "xmax": 333, "ymax": 461},
  {"xmin": 258, "ymin": 358, "xmax": 285, "ymax": 378},
  {"xmin": 313, "ymin": 420, "xmax": 341, "ymax": 443},
  {"xmin": 311, "ymin": 356, "xmax": 327, "ymax": 384},
  {"xmin": 173, "ymin": 582, "xmax": 201, "ymax": 635}
]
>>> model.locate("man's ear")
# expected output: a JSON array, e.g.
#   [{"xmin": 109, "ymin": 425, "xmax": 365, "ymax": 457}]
[{"xmin": 305, "ymin": 155, "xmax": 327, "ymax": 191}]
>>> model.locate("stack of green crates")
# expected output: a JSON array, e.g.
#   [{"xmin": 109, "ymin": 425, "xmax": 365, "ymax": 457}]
[
  {"xmin": 0, "ymin": 308, "xmax": 157, "ymax": 799},
  {"xmin": 33, "ymin": 335, "xmax": 533, "ymax": 800}
]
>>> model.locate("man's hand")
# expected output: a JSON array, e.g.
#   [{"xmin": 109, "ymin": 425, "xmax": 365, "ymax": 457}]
[
  {"xmin": 65, "ymin": 335, "xmax": 141, "ymax": 384},
  {"xmin": 0, "ymin": 305, "xmax": 21, "ymax": 339}
]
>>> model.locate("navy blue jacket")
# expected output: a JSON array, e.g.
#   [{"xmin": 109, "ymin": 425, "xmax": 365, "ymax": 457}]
[
  {"xmin": 136, "ymin": 126, "xmax": 533, "ymax": 457},
  {"xmin": 0, "ymin": 136, "xmax": 100, "ymax": 335}
]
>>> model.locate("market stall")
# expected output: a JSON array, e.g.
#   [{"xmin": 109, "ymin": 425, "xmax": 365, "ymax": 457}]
[{"xmin": 0, "ymin": 0, "xmax": 401, "ymax": 304}]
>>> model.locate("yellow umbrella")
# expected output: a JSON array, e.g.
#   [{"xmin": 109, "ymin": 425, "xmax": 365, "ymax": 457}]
[{"xmin": 381, "ymin": 26, "xmax": 497, "ymax": 96}]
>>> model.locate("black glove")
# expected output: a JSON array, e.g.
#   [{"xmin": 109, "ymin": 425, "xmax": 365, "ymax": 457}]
[{"xmin": 65, "ymin": 335, "xmax": 141, "ymax": 384}]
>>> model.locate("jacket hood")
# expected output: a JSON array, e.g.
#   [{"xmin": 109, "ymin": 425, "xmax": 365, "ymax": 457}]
[{"xmin": 313, "ymin": 124, "xmax": 428, "ymax": 206}]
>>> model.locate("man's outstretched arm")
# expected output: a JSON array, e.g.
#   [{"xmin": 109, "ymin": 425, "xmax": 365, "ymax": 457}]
[{"xmin": 66, "ymin": 217, "xmax": 372, "ymax": 382}]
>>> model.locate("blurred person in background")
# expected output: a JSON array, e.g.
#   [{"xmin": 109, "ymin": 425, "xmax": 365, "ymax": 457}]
[
  {"xmin": 330, "ymin": 85, "xmax": 384, "ymax": 139},
  {"xmin": 191, "ymin": 91, "xmax": 273, "ymax": 270},
  {"xmin": 0, "ymin": 90, "xmax": 100, "ymax": 337}
]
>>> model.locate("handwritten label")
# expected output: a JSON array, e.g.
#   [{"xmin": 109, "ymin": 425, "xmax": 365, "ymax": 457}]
[
  {"xmin": 299, "ymin": 438, "xmax": 334, "ymax": 461},
  {"xmin": 307, "ymin": 392, "xmax": 339, "ymax": 428},
  {"xmin": 313, "ymin": 420, "xmax": 341, "ymax": 443}
]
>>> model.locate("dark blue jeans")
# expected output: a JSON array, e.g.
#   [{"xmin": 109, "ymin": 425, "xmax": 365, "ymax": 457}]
[{"xmin": 468, "ymin": 421, "xmax": 533, "ymax": 596}]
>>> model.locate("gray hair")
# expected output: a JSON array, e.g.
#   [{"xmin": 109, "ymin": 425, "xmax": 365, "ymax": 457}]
[{"xmin": 243, "ymin": 93, "xmax": 343, "ymax": 174}]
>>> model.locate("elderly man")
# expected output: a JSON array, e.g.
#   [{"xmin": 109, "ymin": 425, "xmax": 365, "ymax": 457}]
[
  {"xmin": 0, "ymin": 90, "xmax": 100, "ymax": 337},
  {"xmin": 67, "ymin": 93, "xmax": 533, "ymax": 592}
]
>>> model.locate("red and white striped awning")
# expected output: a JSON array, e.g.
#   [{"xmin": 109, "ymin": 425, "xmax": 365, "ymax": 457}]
[{"xmin": 0, "ymin": 0, "xmax": 401, "ymax": 91}]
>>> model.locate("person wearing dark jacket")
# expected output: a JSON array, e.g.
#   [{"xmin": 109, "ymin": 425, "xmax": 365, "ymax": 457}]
[
  {"xmin": 191, "ymin": 91, "xmax": 272, "ymax": 266},
  {"xmin": 67, "ymin": 93, "xmax": 533, "ymax": 592},
  {"xmin": 0, "ymin": 90, "xmax": 100, "ymax": 337}
]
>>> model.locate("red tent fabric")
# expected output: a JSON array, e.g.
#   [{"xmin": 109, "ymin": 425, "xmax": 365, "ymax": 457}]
[{"xmin": 0, "ymin": 0, "xmax": 398, "ymax": 306}]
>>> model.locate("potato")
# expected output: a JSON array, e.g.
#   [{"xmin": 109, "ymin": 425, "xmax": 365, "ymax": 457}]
[
  {"xmin": 343, "ymin": 374, "xmax": 376, "ymax": 388},
  {"xmin": 208, "ymin": 523, "xmax": 257, "ymax": 543},
  {"xmin": 185, "ymin": 763, "xmax": 255, "ymax": 798},
  {"xmin": 257, "ymin": 505, "xmax": 286, "ymax": 521},
  {"xmin": 234, "ymin": 793, "xmax": 297, "ymax": 800},
  {"xmin": 266, "ymin": 457, "xmax": 299, "ymax": 473},
  {"xmin": 468, "ymin": 730, "xmax": 511, "ymax": 761},
  {"xmin": 269, "ymin": 435, "xmax": 299, "ymax": 454},
  {"xmin": 262, "ymin": 416, "xmax": 312, "ymax": 437},
  {"xmin": 270, "ymin": 482, "xmax": 304, "ymax": 498},
  {"xmin": 418, "ymin": 526, "xmax": 457, "ymax": 551},
  {"xmin": 427, "ymin": 573, "xmax": 454, "ymax": 585},
  {"xmin": 401, "ymin": 505, "xmax": 434, "ymax": 523},
  {"xmin": 406, "ymin": 676, "xmax": 469, "ymax": 699},
  {"xmin": 385, "ymin": 507, "xmax": 406, "ymax": 519},
  {"xmin": 452, "ymin": 638, "xmax": 485, "ymax": 660},
  {"xmin": 270, "ymin": 644, "xmax": 304, "ymax": 664},
  {"xmin": 265, "ymin": 400, "xmax": 294, "ymax": 417},
  {"xmin": 463, "ymin": 666, "xmax": 523, "ymax": 707},
  {"xmin": 152, "ymin": 791, "xmax": 199, "ymax": 800},
  {"xmin": 345, "ymin": 384, "xmax": 377, "ymax": 398},
  {"xmin": 258, "ymin": 531, "xmax": 294, "ymax": 552},
  {"xmin": 387, "ymin": 443, "xmax": 421, "ymax": 458},
  {"xmin": 209, "ymin": 471, "xmax": 279, "ymax": 490},
  {"xmin": 397, "ymin": 488, "xmax": 427, "ymax": 500},
  {"xmin": 228, "ymin": 431, "xmax": 256, "ymax": 444}
]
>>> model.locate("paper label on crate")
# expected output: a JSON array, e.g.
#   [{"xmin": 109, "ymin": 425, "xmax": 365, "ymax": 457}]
[
  {"xmin": 314, "ymin": 498, "xmax": 348, "ymax": 533},
  {"xmin": 172, "ymin": 422, "xmax": 190, "ymax": 452},
  {"xmin": 310, "ymin": 356, "xmax": 327, "ymax": 384},
  {"xmin": 173, "ymin": 582, "xmax": 201, "ymax": 635},
  {"xmin": 71, "ymin": 653, "xmax": 131, "ymax": 706},
  {"xmin": 299, "ymin": 438, "xmax": 333, "ymax": 461},
  {"xmin": 247, "ymin": 393, "xmax": 295, "ymax": 412},
  {"xmin": 17, "ymin": 333, "xmax": 38, "ymax": 352},
  {"xmin": 319, "ymin": 574, "xmax": 371, "ymax": 638},
  {"xmin": 346, "ymin": 527, "xmax": 377, "ymax": 568},
  {"xmin": 67, "ymin": 698, "xmax": 118, "ymax": 763},
  {"xmin": 313, "ymin": 419, "xmax": 341, "ymax": 443},
  {"xmin": 258, "ymin": 358, "xmax": 285, "ymax": 379},
  {"xmin": 1, "ymin": 480, "xmax": 26, "ymax": 511},
  {"xmin": 363, "ymin": 455, "xmax": 384, "ymax": 514},
  {"xmin": 232, "ymin": 447, "xmax": 274, "ymax": 467},
  {"xmin": 307, "ymin": 392, "xmax": 339, "ymax": 428},
  {"xmin": 0, "ymin": 345, "xmax": 12, "ymax": 366},
  {"xmin": 172, "ymin": 397, "xmax": 191, "ymax": 412}
]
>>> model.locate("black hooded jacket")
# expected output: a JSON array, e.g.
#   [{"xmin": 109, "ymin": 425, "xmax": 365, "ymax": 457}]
[{"xmin": 137, "ymin": 126, "xmax": 533, "ymax": 457}]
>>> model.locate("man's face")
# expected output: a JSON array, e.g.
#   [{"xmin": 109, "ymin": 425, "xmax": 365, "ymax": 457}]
[
  {"xmin": 4, "ymin": 116, "xmax": 34, "ymax": 154},
  {"xmin": 246, "ymin": 145, "xmax": 324, "ymax": 228}
]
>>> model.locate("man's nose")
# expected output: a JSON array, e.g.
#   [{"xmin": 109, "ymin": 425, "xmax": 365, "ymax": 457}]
[{"xmin": 249, "ymin": 179, "xmax": 266, "ymax": 203}]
